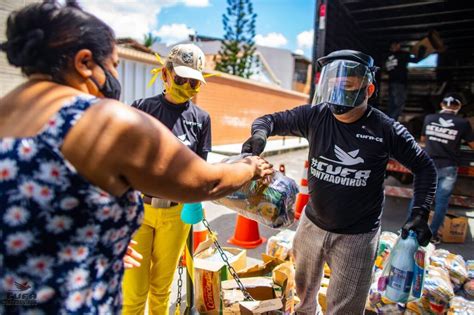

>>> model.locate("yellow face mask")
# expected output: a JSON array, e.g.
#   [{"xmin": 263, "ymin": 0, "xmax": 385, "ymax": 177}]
[{"xmin": 164, "ymin": 70, "xmax": 200, "ymax": 104}]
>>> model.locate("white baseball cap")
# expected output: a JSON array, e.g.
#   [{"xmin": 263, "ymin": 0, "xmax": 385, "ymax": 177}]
[{"xmin": 167, "ymin": 43, "xmax": 206, "ymax": 83}]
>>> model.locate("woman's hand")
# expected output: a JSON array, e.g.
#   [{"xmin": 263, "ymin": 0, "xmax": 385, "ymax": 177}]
[
  {"xmin": 123, "ymin": 240, "xmax": 143, "ymax": 269},
  {"xmin": 244, "ymin": 156, "xmax": 274, "ymax": 180}
]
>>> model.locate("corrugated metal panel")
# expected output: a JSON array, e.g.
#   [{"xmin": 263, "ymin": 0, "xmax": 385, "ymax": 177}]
[{"xmin": 118, "ymin": 58, "xmax": 164, "ymax": 105}]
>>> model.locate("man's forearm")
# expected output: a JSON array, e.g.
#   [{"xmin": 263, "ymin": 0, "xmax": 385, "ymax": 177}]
[
  {"xmin": 251, "ymin": 115, "xmax": 274, "ymax": 137},
  {"xmin": 411, "ymin": 157, "xmax": 437, "ymax": 217}
]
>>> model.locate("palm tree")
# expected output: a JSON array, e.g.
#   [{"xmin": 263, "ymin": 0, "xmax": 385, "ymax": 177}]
[{"xmin": 143, "ymin": 32, "xmax": 160, "ymax": 48}]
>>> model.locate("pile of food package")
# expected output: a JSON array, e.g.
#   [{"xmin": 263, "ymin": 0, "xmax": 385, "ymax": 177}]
[
  {"xmin": 213, "ymin": 155, "xmax": 299, "ymax": 229},
  {"xmin": 374, "ymin": 231, "xmax": 399, "ymax": 271},
  {"xmin": 266, "ymin": 229, "xmax": 296, "ymax": 261},
  {"xmin": 430, "ymin": 250, "xmax": 469, "ymax": 291},
  {"xmin": 367, "ymin": 232, "xmax": 473, "ymax": 315},
  {"xmin": 447, "ymin": 296, "xmax": 474, "ymax": 314}
]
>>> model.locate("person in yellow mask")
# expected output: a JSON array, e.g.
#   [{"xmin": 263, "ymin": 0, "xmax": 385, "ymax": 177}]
[{"xmin": 122, "ymin": 43, "xmax": 211, "ymax": 315}]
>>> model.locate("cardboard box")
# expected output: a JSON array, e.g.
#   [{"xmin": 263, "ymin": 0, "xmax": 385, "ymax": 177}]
[
  {"xmin": 222, "ymin": 277, "xmax": 283, "ymax": 314},
  {"xmin": 319, "ymin": 285, "xmax": 377, "ymax": 315},
  {"xmin": 429, "ymin": 212, "xmax": 468, "ymax": 243},
  {"xmin": 411, "ymin": 30, "xmax": 445, "ymax": 59},
  {"xmin": 194, "ymin": 239, "xmax": 247, "ymax": 314},
  {"xmin": 238, "ymin": 254, "xmax": 286, "ymax": 278},
  {"xmin": 439, "ymin": 214, "xmax": 469, "ymax": 243},
  {"xmin": 272, "ymin": 262, "xmax": 296, "ymax": 314},
  {"xmin": 224, "ymin": 256, "xmax": 297, "ymax": 314}
]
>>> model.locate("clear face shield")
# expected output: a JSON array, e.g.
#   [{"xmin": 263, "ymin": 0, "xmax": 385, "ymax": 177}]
[{"xmin": 312, "ymin": 60, "xmax": 373, "ymax": 114}]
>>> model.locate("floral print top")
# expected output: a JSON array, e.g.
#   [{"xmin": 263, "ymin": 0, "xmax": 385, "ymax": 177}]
[{"xmin": 0, "ymin": 96, "xmax": 144, "ymax": 314}]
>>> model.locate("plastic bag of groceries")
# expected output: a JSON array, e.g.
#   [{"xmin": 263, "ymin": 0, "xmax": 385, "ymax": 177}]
[
  {"xmin": 423, "ymin": 265, "xmax": 454, "ymax": 314},
  {"xmin": 448, "ymin": 296, "xmax": 474, "ymax": 315},
  {"xmin": 369, "ymin": 234, "xmax": 434, "ymax": 312},
  {"xmin": 266, "ymin": 229, "xmax": 296, "ymax": 260},
  {"xmin": 374, "ymin": 231, "xmax": 398, "ymax": 271},
  {"xmin": 466, "ymin": 260, "xmax": 474, "ymax": 279},
  {"xmin": 212, "ymin": 155, "xmax": 299, "ymax": 229},
  {"xmin": 429, "ymin": 249, "xmax": 468, "ymax": 290}
]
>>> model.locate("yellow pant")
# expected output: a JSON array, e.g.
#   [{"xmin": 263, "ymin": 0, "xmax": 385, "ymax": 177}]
[{"xmin": 122, "ymin": 203, "xmax": 191, "ymax": 315}]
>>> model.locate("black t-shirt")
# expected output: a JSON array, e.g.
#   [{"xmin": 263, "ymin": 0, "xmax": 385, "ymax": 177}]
[
  {"xmin": 131, "ymin": 94, "xmax": 212, "ymax": 160},
  {"xmin": 422, "ymin": 112, "xmax": 474, "ymax": 168},
  {"xmin": 385, "ymin": 51, "xmax": 411, "ymax": 84},
  {"xmin": 252, "ymin": 104, "xmax": 436, "ymax": 234}
]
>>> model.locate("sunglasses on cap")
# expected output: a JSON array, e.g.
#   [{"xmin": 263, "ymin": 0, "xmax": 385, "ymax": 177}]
[
  {"xmin": 172, "ymin": 72, "xmax": 201, "ymax": 89},
  {"xmin": 442, "ymin": 96, "xmax": 461, "ymax": 107}
]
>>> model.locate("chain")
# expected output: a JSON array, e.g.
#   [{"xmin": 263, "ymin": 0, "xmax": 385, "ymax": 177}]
[
  {"xmin": 201, "ymin": 218, "xmax": 254, "ymax": 301},
  {"xmin": 175, "ymin": 258, "xmax": 184, "ymax": 306}
]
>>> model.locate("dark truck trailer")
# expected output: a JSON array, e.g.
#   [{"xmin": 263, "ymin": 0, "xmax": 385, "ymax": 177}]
[{"xmin": 309, "ymin": 0, "xmax": 474, "ymax": 207}]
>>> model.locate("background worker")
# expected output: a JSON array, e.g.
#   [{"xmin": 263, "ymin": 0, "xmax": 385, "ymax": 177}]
[
  {"xmin": 385, "ymin": 41, "xmax": 421, "ymax": 121},
  {"xmin": 122, "ymin": 43, "xmax": 212, "ymax": 315},
  {"xmin": 242, "ymin": 50, "xmax": 437, "ymax": 314},
  {"xmin": 414, "ymin": 93, "xmax": 474, "ymax": 244}
]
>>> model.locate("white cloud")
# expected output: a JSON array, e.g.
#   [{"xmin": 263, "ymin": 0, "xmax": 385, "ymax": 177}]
[
  {"xmin": 297, "ymin": 29, "xmax": 314, "ymax": 50},
  {"xmin": 255, "ymin": 33, "xmax": 288, "ymax": 48},
  {"xmin": 154, "ymin": 24, "xmax": 195, "ymax": 45},
  {"xmin": 183, "ymin": 0, "xmax": 210, "ymax": 7},
  {"xmin": 80, "ymin": 0, "xmax": 208, "ymax": 40},
  {"xmin": 294, "ymin": 49, "xmax": 304, "ymax": 55}
]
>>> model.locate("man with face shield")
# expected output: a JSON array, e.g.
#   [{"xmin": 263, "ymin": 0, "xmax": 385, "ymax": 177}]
[
  {"xmin": 314, "ymin": 54, "xmax": 376, "ymax": 116},
  {"xmin": 242, "ymin": 50, "xmax": 438, "ymax": 314},
  {"xmin": 122, "ymin": 44, "xmax": 212, "ymax": 315}
]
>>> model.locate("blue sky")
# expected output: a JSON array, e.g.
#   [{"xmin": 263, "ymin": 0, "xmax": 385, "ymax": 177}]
[{"xmin": 81, "ymin": 0, "xmax": 316, "ymax": 58}]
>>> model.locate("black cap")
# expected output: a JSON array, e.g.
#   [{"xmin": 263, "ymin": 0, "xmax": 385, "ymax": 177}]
[{"xmin": 318, "ymin": 49, "xmax": 378, "ymax": 71}]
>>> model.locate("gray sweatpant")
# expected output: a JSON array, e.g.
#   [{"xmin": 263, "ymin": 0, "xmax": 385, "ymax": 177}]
[{"xmin": 293, "ymin": 213, "xmax": 380, "ymax": 315}]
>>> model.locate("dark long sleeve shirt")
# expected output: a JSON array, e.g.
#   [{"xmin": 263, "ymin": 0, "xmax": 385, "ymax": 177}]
[
  {"xmin": 422, "ymin": 111, "xmax": 474, "ymax": 168},
  {"xmin": 131, "ymin": 94, "xmax": 211, "ymax": 160},
  {"xmin": 252, "ymin": 103, "xmax": 437, "ymax": 234}
]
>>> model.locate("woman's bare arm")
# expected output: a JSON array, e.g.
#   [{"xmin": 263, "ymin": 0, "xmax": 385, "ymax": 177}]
[{"xmin": 62, "ymin": 100, "xmax": 272, "ymax": 200}]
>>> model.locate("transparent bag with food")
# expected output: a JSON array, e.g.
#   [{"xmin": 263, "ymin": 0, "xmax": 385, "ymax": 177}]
[
  {"xmin": 212, "ymin": 155, "xmax": 299, "ymax": 229},
  {"xmin": 429, "ymin": 249, "xmax": 468, "ymax": 290}
]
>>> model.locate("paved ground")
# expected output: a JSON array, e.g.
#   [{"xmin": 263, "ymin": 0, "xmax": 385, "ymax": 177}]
[{"xmin": 167, "ymin": 148, "xmax": 474, "ymax": 313}]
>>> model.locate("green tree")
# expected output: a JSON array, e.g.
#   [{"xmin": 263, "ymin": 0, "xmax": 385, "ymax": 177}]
[
  {"xmin": 143, "ymin": 32, "xmax": 160, "ymax": 48},
  {"xmin": 215, "ymin": 0, "xmax": 257, "ymax": 78}
]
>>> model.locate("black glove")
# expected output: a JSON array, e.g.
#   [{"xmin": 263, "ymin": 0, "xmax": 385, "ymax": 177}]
[
  {"xmin": 401, "ymin": 207, "xmax": 432, "ymax": 246},
  {"xmin": 241, "ymin": 130, "xmax": 267, "ymax": 155}
]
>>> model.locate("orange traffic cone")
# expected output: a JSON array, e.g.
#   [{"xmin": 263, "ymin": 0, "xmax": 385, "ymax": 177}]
[
  {"xmin": 181, "ymin": 215, "xmax": 209, "ymax": 266},
  {"xmin": 228, "ymin": 215, "xmax": 266, "ymax": 249},
  {"xmin": 192, "ymin": 220, "xmax": 209, "ymax": 251},
  {"xmin": 295, "ymin": 160, "xmax": 310, "ymax": 220}
]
